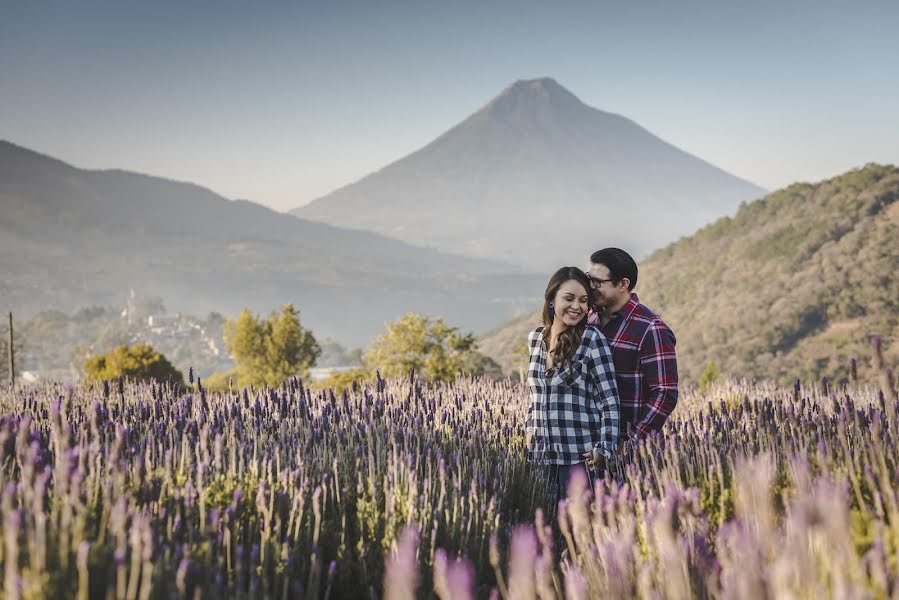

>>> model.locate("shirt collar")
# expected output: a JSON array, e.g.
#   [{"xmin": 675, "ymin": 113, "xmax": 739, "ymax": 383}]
[{"xmin": 610, "ymin": 293, "xmax": 640, "ymax": 321}]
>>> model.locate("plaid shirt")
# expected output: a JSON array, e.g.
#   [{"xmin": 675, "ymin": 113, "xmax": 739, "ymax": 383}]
[
  {"xmin": 525, "ymin": 325, "xmax": 620, "ymax": 464},
  {"xmin": 587, "ymin": 293, "xmax": 678, "ymax": 438}
]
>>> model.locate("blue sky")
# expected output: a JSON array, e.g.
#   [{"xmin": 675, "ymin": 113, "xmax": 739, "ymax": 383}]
[{"xmin": 2, "ymin": 0, "xmax": 897, "ymax": 211}]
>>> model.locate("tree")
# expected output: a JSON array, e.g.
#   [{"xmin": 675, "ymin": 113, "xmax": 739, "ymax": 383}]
[
  {"xmin": 223, "ymin": 305, "xmax": 320, "ymax": 387},
  {"xmin": 266, "ymin": 304, "xmax": 320, "ymax": 384},
  {"xmin": 83, "ymin": 344, "xmax": 183, "ymax": 385},
  {"xmin": 225, "ymin": 309, "xmax": 266, "ymax": 382},
  {"xmin": 363, "ymin": 313, "xmax": 492, "ymax": 382}
]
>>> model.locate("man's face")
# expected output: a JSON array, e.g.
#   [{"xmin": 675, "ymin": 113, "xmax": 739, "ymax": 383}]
[{"xmin": 588, "ymin": 262, "xmax": 629, "ymax": 310}]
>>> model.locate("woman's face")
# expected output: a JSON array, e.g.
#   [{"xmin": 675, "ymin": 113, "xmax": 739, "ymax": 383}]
[{"xmin": 552, "ymin": 279, "xmax": 589, "ymax": 327}]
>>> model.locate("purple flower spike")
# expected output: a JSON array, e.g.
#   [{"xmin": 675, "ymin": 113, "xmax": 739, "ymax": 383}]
[
  {"xmin": 445, "ymin": 557, "xmax": 475, "ymax": 600},
  {"xmin": 508, "ymin": 525, "xmax": 538, "ymax": 599},
  {"xmin": 564, "ymin": 563, "xmax": 590, "ymax": 600},
  {"xmin": 383, "ymin": 526, "xmax": 420, "ymax": 600}
]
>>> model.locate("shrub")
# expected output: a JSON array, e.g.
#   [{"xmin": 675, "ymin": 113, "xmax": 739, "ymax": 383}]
[{"xmin": 83, "ymin": 343, "xmax": 183, "ymax": 384}]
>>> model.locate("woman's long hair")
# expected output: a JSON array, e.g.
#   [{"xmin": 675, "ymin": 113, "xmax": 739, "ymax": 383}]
[{"xmin": 541, "ymin": 267, "xmax": 590, "ymax": 379}]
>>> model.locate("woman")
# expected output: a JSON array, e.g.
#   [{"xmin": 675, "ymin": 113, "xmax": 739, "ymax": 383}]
[{"xmin": 525, "ymin": 266, "xmax": 620, "ymax": 503}]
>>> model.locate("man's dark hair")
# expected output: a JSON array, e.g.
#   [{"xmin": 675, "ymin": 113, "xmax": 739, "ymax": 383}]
[{"xmin": 590, "ymin": 247, "xmax": 638, "ymax": 291}]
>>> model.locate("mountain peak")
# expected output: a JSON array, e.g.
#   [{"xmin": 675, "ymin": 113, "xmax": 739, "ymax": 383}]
[
  {"xmin": 481, "ymin": 77, "xmax": 588, "ymax": 120},
  {"xmin": 505, "ymin": 77, "xmax": 566, "ymax": 94},
  {"xmin": 292, "ymin": 78, "xmax": 766, "ymax": 270}
]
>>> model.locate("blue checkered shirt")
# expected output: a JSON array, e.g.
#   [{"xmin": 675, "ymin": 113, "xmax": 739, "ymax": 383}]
[{"xmin": 525, "ymin": 325, "xmax": 620, "ymax": 464}]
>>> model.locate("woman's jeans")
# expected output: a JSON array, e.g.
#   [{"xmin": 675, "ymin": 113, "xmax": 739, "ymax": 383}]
[{"xmin": 545, "ymin": 461, "xmax": 602, "ymax": 504}]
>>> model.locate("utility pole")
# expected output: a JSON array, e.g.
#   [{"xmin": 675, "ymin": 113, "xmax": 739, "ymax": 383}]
[{"xmin": 7, "ymin": 312, "xmax": 13, "ymax": 387}]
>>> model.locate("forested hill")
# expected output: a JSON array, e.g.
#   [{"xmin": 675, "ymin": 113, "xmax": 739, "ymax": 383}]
[{"xmin": 479, "ymin": 164, "xmax": 899, "ymax": 385}]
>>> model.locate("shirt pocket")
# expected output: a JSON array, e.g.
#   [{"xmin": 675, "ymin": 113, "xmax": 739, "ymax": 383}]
[{"xmin": 549, "ymin": 360, "xmax": 586, "ymax": 390}]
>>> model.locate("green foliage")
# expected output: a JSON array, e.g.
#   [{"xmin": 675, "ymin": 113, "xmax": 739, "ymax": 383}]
[
  {"xmin": 223, "ymin": 304, "xmax": 320, "ymax": 387},
  {"xmin": 83, "ymin": 343, "xmax": 183, "ymax": 384},
  {"xmin": 748, "ymin": 221, "xmax": 816, "ymax": 261},
  {"xmin": 698, "ymin": 361, "xmax": 720, "ymax": 392},
  {"xmin": 223, "ymin": 309, "xmax": 265, "ymax": 377},
  {"xmin": 203, "ymin": 369, "xmax": 235, "ymax": 392},
  {"xmin": 311, "ymin": 368, "xmax": 375, "ymax": 394},
  {"xmin": 364, "ymin": 313, "xmax": 490, "ymax": 382}
]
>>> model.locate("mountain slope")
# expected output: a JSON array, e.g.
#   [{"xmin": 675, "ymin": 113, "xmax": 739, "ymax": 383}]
[
  {"xmin": 479, "ymin": 164, "xmax": 899, "ymax": 384},
  {"xmin": 0, "ymin": 141, "xmax": 543, "ymax": 346},
  {"xmin": 291, "ymin": 77, "xmax": 766, "ymax": 270}
]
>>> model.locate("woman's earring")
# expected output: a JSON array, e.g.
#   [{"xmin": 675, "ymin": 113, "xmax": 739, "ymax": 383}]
[{"xmin": 548, "ymin": 302, "xmax": 555, "ymax": 318}]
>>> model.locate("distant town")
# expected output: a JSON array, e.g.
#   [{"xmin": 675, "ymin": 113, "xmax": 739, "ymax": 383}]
[{"xmin": 6, "ymin": 290, "xmax": 362, "ymax": 385}]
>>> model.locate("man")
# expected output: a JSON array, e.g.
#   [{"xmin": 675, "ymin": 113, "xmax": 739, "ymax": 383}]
[{"xmin": 586, "ymin": 248, "xmax": 678, "ymax": 440}]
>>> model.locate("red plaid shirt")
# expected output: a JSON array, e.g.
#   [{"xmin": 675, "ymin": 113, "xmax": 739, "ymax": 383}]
[{"xmin": 587, "ymin": 293, "xmax": 678, "ymax": 438}]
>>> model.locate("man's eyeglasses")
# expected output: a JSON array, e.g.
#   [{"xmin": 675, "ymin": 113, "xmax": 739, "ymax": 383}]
[{"xmin": 587, "ymin": 274, "xmax": 614, "ymax": 287}]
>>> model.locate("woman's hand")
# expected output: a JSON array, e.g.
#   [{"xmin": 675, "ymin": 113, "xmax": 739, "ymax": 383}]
[
  {"xmin": 525, "ymin": 430, "xmax": 533, "ymax": 448},
  {"xmin": 582, "ymin": 448, "xmax": 604, "ymax": 471}
]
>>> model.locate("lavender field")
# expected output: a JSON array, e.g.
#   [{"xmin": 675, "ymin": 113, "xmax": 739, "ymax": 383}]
[{"xmin": 0, "ymin": 374, "xmax": 897, "ymax": 599}]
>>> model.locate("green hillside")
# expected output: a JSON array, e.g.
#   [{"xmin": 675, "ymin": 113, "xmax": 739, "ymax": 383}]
[{"xmin": 479, "ymin": 164, "xmax": 899, "ymax": 385}]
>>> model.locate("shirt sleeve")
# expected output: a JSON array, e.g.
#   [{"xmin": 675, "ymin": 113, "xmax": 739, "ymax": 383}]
[
  {"xmin": 586, "ymin": 330, "xmax": 619, "ymax": 459},
  {"xmin": 525, "ymin": 329, "xmax": 541, "ymax": 435},
  {"xmin": 635, "ymin": 320, "xmax": 679, "ymax": 437}
]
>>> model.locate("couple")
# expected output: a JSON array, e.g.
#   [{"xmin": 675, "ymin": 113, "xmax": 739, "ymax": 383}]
[{"xmin": 525, "ymin": 247, "xmax": 679, "ymax": 502}]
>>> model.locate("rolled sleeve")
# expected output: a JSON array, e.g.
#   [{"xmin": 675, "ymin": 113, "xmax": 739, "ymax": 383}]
[{"xmin": 635, "ymin": 321, "xmax": 678, "ymax": 437}]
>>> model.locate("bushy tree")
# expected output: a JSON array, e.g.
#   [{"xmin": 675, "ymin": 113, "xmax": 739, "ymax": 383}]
[
  {"xmin": 223, "ymin": 305, "xmax": 320, "ymax": 387},
  {"xmin": 225, "ymin": 309, "xmax": 267, "ymax": 381},
  {"xmin": 364, "ymin": 313, "xmax": 493, "ymax": 382},
  {"xmin": 83, "ymin": 344, "xmax": 183, "ymax": 385}
]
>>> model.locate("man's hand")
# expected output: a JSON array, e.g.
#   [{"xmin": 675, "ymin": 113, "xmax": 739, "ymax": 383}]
[{"xmin": 525, "ymin": 430, "xmax": 533, "ymax": 448}]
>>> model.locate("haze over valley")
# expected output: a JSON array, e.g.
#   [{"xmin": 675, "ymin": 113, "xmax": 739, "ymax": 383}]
[{"xmin": 0, "ymin": 140, "xmax": 544, "ymax": 348}]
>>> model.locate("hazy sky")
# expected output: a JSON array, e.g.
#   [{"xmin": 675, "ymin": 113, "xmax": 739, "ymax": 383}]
[{"xmin": 2, "ymin": 0, "xmax": 897, "ymax": 211}]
